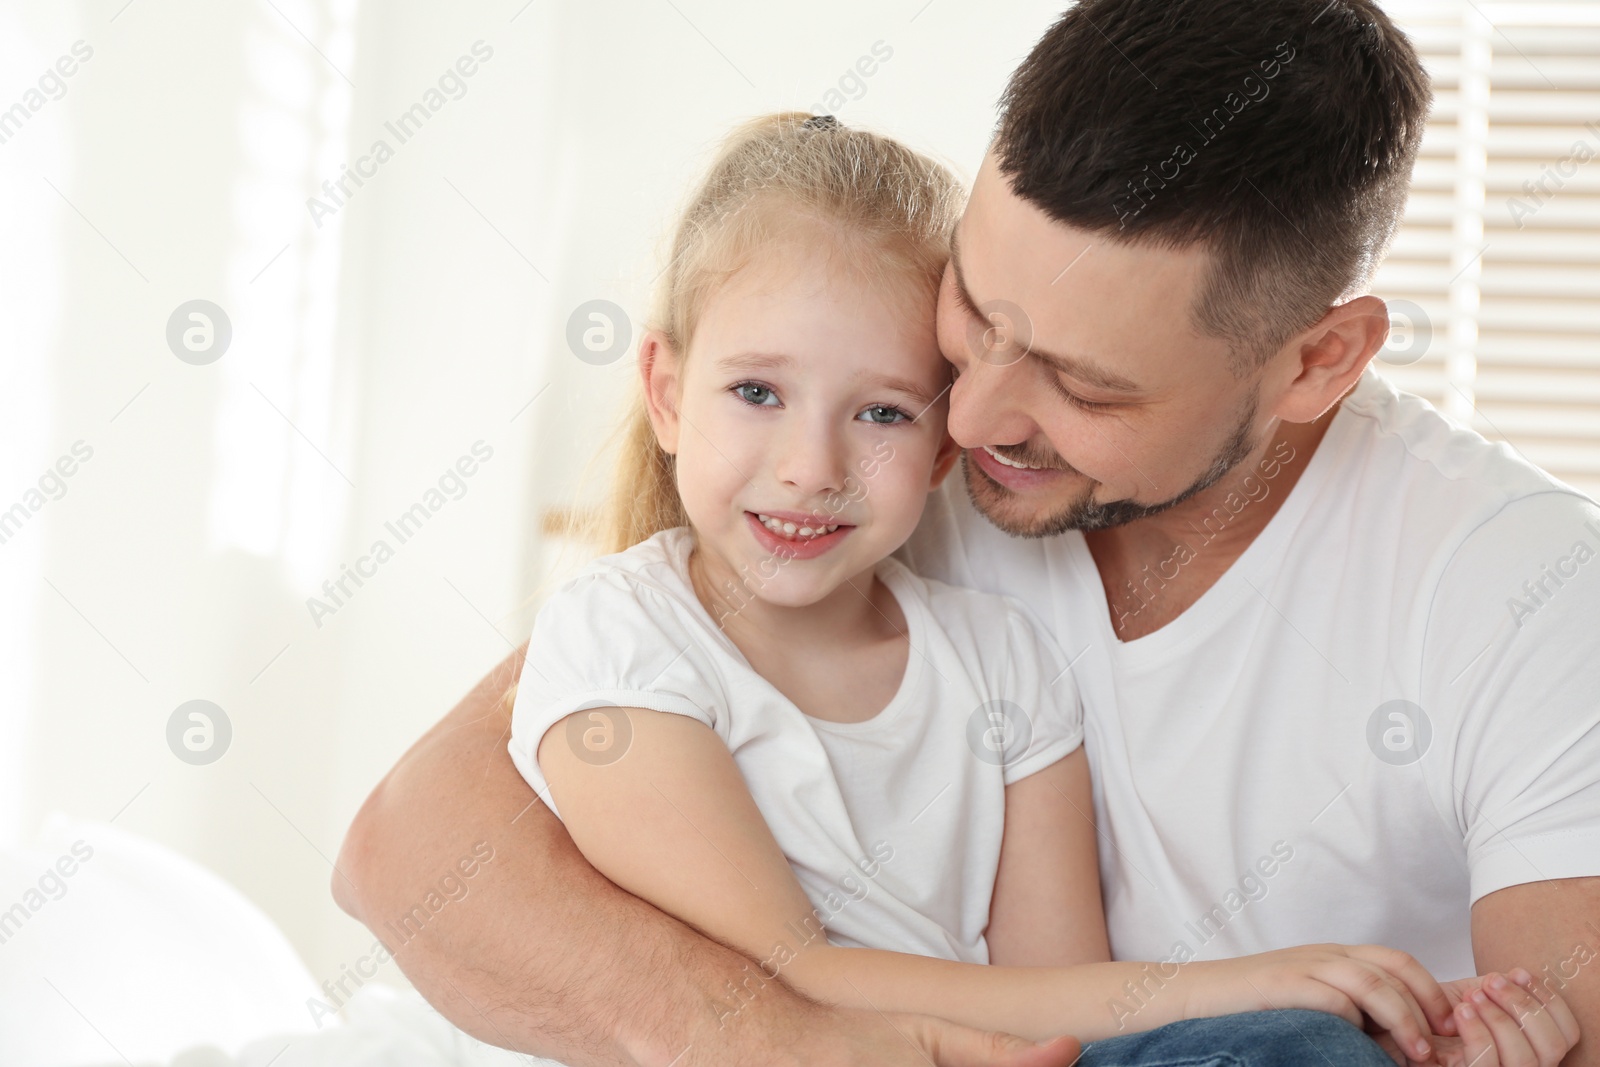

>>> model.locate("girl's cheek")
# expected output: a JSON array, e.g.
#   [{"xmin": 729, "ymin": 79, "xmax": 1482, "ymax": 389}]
[{"xmin": 872, "ymin": 457, "xmax": 934, "ymax": 518}]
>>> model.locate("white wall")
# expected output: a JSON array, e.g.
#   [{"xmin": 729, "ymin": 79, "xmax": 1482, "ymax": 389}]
[{"xmin": 2, "ymin": 0, "xmax": 1068, "ymax": 1010}]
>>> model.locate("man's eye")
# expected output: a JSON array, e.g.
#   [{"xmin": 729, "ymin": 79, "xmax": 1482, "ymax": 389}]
[
  {"xmin": 733, "ymin": 382, "xmax": 778, "ymax": 406},
  {"xmin": 858, "ymin": 404, "xmax": 911, "ymax": 425},
  {"xmin": 951, "ymin": 279, "xmax": 980, "ymax": 319},
  {"xmin": 1053, "ymin": 377, "xmax": 1115, "ymax": 413}
]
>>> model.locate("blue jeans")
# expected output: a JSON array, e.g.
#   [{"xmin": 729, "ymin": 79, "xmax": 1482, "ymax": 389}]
[{"xmin": 1078, "ymin": 1010, "xmax": 1393, "ymax": 1066}]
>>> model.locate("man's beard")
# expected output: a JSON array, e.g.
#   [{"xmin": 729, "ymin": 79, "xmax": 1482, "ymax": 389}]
[{"xmin": 963, "ymin": 393, "xmax": 1260, "ymax": 538}]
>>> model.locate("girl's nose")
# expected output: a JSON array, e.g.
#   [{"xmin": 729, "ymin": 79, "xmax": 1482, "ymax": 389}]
[{"xmin": 773, "ymin": 418, "xmax": 849, "ymax": 497}]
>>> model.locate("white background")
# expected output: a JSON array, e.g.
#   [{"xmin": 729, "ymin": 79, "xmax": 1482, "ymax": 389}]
[{"xmin": 0, "ymin": 0, "xmax": 1069, "ymax": 1002}]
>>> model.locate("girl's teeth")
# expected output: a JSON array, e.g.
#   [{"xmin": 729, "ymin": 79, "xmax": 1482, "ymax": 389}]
[{"xmin": 754, "ymin": 514, "xmax": 839, "ymax": 540}]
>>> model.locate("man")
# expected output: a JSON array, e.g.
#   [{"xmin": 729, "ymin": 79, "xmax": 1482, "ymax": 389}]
[{"xmin": 335, "ymin": 1, "xmax": 1600, "ymax": 1064}]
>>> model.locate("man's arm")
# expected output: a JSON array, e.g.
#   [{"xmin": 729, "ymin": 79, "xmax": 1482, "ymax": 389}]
[
  {"xmin": 1420, "ymin": 493, "xmax": 1600, "ymax": 1065},
  {"xmin": 333, "ymin": 644, "xmax": 1082, "ymax": 1067},
  {"xmin": 1472, "ymin": 877, "xmax": 1600, "ymax": 1067}
]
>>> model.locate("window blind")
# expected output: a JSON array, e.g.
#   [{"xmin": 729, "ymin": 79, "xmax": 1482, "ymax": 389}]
[{"xmin": 1374, "ymin": 0, "xmax": 1600, "ymax": 501}]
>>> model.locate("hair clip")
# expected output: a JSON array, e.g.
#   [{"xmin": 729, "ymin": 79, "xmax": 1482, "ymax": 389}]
[{"xmin": 802, "ymin": 114, "xmax": 842, "ymax": 131}]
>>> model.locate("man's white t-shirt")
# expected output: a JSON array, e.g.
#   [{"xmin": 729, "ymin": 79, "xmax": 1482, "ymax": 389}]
[
  {"xmin": 508, "ymin": 527, "xmax": 1084, "ymax": 964},
  {"xmin": 899, "ymin": 369, "xmax": 1600, "ymax": 980}
]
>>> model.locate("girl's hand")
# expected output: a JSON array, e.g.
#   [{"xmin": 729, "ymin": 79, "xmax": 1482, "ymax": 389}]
[
  {"xmin": 1183, "ymin": 944, "xmax": 1455, "ymax": 1063},
  {"xmin": 1374, "ymin": 970, "xmax": 1580, "ymax": 1067}
]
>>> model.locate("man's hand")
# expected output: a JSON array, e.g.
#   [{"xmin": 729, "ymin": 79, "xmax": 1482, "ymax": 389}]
[
  {"xmin": 640, "ymin": 992, "xmax": 1082, "ymax": 1067},
  {"xmin": 813, "ymin": 1006, "xmax": 1079, "ymax": 1067}
]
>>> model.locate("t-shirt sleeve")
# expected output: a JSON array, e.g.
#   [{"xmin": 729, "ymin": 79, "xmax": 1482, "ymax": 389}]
[
  {"xmin": 508, "ymin": 569, "xmax": 728, "ymax": 820},
  {"xmin": 993, "ymin": 598, "xmax": 1086, "ymax": 786},
  {"xmin": 1422, "ymin": 490, "xmax": 1600, "ymax": 904}
]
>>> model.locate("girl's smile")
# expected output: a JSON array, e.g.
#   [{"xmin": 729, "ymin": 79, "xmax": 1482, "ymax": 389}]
[{"xmin": 745, "ymin": 510, "xmax": 853, "ymax": 560}]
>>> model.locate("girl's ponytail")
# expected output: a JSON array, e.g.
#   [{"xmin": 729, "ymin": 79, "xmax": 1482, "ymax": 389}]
[{"xmin": 598, "ymin": 390, "xmax": 687, "ymax": 556}]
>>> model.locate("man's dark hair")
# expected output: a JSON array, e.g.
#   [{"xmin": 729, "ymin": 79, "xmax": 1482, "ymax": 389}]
[{"xmin": 995, "ymin": 0, "xmax": 1432, "ymax": 368}]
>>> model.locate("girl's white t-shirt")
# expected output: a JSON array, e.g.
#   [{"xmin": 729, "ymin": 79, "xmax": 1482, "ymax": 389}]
[{"xmin": 508, "ymin": 526, "xmax": 1084, "ymax": 964}]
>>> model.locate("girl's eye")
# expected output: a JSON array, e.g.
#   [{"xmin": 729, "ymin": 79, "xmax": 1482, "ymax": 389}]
[
  {"xmin": 733, "ymin": 382, "xmax": 779, "ymax": 407},
  {"xmin": 858, "ymin": 404, "xmax": 911, "ymax": 425}
]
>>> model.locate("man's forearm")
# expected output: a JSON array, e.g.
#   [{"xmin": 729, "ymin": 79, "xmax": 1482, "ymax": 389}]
[
  {"xmin": 1472, "ymin": 877, "xmax": 1600, "ymax": 1067},
  {"xmin": 333, "ymin": 646, "xmax": 823, "ymax": 1066}
]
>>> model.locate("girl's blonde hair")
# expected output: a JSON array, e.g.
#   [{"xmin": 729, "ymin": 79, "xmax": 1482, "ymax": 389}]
[{"xmin": 594, "ymin": 111, "xmax": 965, "ymax": 555}]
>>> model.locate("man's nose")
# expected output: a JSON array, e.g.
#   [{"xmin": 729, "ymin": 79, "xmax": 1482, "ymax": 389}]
[{"xmin": 948, "ymin": 359, "xmax": 1038, "ymax": 449}]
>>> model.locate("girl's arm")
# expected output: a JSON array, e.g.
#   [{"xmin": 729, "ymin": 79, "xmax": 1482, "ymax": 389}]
[
  {"xmin": 538, "ymin": 707, "xmax": 1452, "ymax": 1053},
  {"xmin": 986, "ymin": 748, "xmax": 1110, "ymax": 967}
]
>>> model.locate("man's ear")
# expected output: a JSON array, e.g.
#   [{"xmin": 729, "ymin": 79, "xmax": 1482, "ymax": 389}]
[
  {"xmin": 1270, "ymin": 294, "xmax": 1391, "ymax": 424},
  {"xmin": 638, "ymin": 330, "xmax": 683, "ymax": 454},
  {"xmin": 928, "ymin": 430, "xmax": 962, "ymax": 490}
]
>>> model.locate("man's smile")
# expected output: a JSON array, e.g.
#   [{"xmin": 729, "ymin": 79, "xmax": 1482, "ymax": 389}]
[{"xmin": 968, "ymin": 444, "xmax": 1075, "ymax": 493}]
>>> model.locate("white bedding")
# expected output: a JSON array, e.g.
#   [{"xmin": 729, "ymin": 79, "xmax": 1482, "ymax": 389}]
[
  {"xmin": 146, "ymin": 984, "xmax": 547, "ymax": 1067},
  {"xmin": 0, "ymin": 815, "xmax": 558, "ymax": 1067}
]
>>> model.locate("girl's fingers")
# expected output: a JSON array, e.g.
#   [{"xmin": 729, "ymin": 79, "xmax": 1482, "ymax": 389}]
[
  {"xmin": 1431, "ymin": 979, "xmax": 1469, "ymax": 1037},
  {"xmin": 1295, "ymin": 982, "xmax": 1365, "ymax": 1032},
  {"xmin": 1457, "ymin": 1000, "xmax": 1501, "ymax": 1067},
  {"xmin": 1325, "ymin": 960, "xmax": 1434, "ymax": 1063},
  {"xmin": 1512, "ymin": 969, "xmax": 1582, "ymax": 1048},
  {"xmin": 1350, "ymin": 945, "xmax": 1458, "ymax": 1037},
  {"xmin": 1365, "ymin": 1030, "xmax": 1411, "ymax": 1067},
  {"xmin": 1484, "ymin": 972, "xmax": 1572, "ymax": 1067},
  {"xmin": 1470, "ymin": 985, "xmax": 1537, "ymax": 1067},
  {"xmin": 1368, "ymin": 961, "xmax": 1438, "ymax": 1062}
]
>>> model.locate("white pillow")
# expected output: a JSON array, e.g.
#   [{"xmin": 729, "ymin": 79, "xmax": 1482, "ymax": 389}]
[
  {"xmin": 0, "ymin": 813, "xmax": 324, "ymax": 1067},
  {"xmin": 195, "ymin": 984, "xmax": 553, "ymax": 1066}
]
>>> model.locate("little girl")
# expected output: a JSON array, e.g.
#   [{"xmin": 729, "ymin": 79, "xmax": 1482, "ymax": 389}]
[{"xmin": 507, "ymin": 112, "xmax": 1448, "ymax": 1063}]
